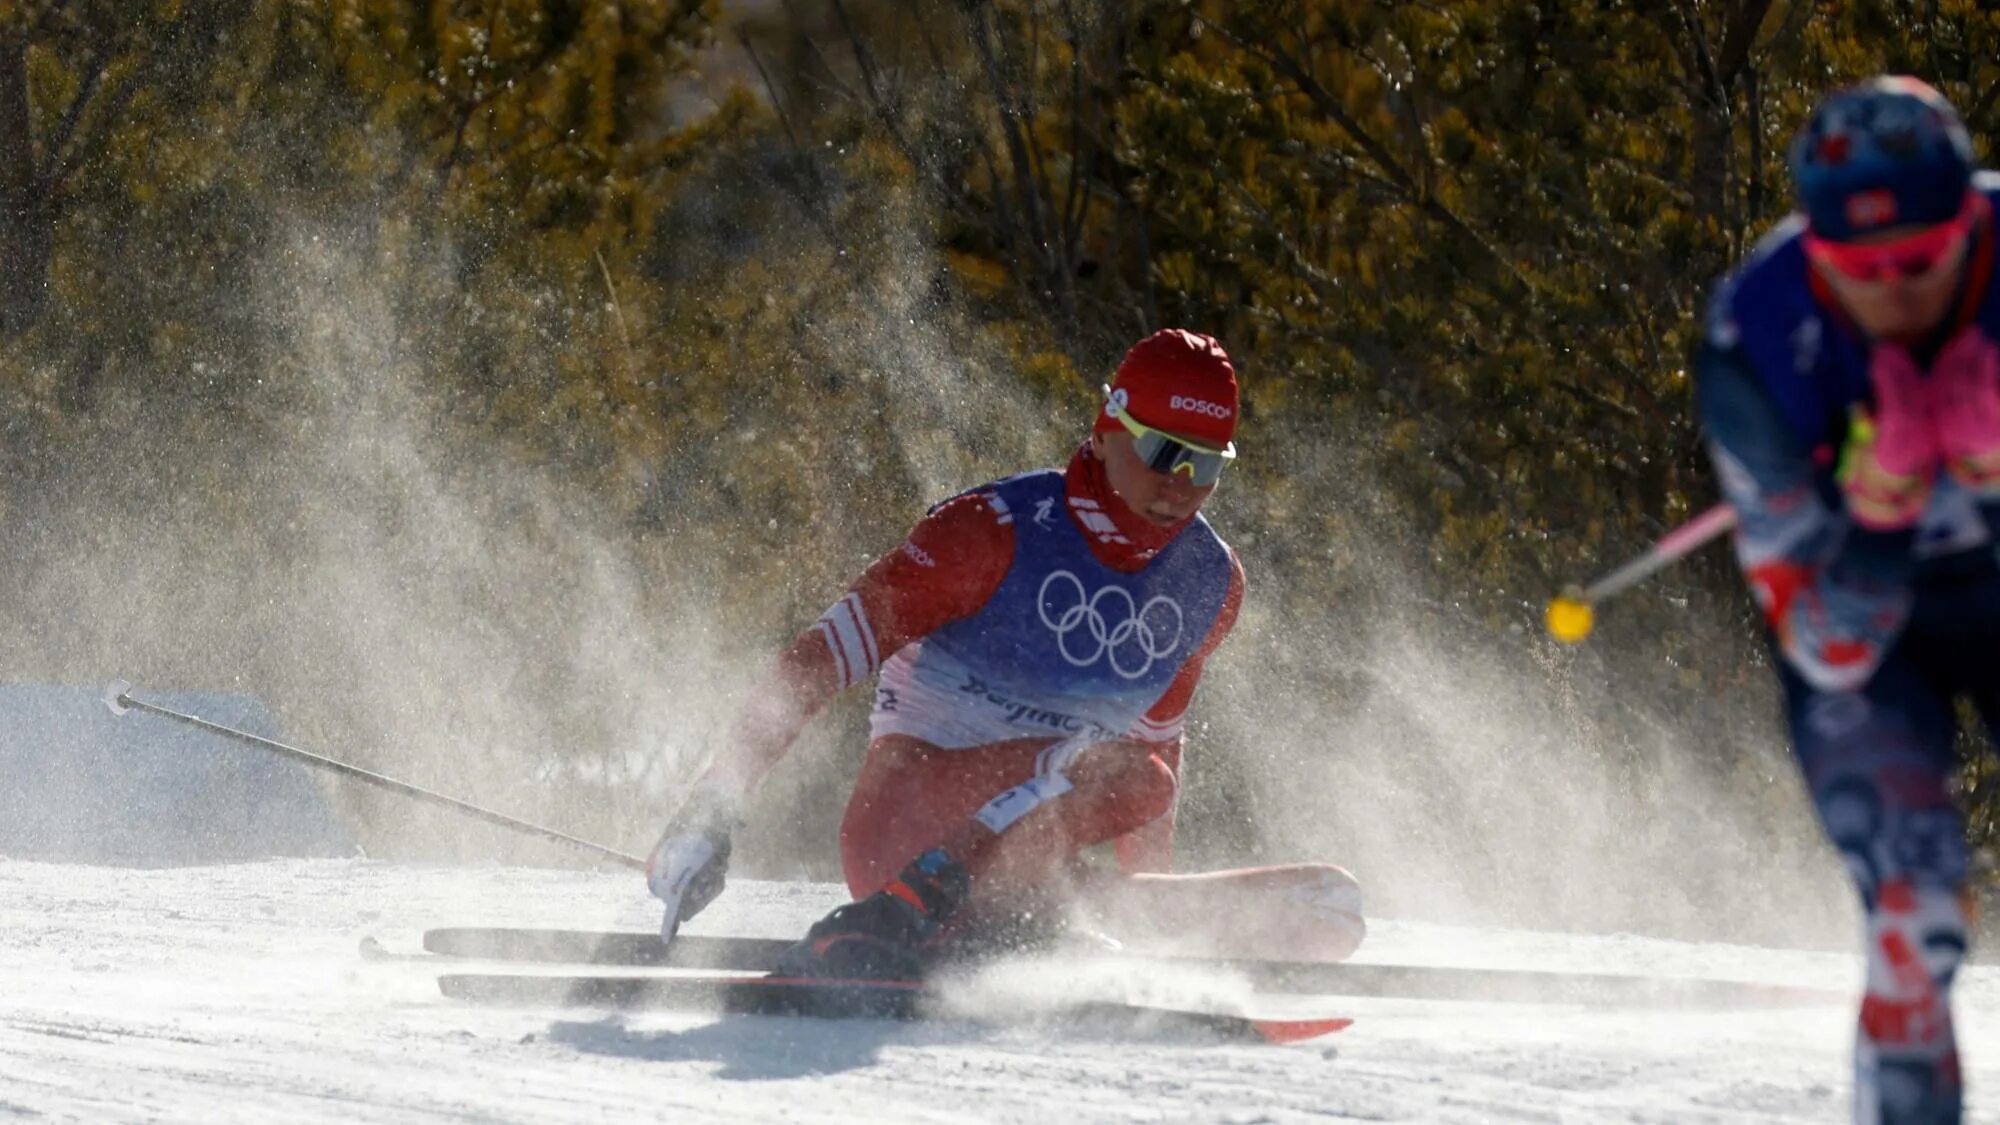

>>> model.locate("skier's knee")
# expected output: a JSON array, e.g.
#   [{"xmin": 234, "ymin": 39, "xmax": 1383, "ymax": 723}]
[
  {"xmin": 1289, "ymin": 864, "xmax": 1366, "ymax": 960},
  {"xmin": 1236, "ymin": 863, "xmax": 1365, "ymax": 961},
  {"xmin": 1121, "ymin": 753, "xmax": 1178, "ymax": 826}
]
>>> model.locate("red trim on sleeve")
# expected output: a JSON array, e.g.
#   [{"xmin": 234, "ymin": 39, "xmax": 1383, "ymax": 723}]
[{"xmin": 820, "ymin": 618, "xmax": 857, "ymax": 687}]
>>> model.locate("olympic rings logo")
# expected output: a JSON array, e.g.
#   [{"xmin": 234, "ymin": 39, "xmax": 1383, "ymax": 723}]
[{"xmin": 1037, "ymin": 570, "xmax": 1184, "ymax": 680}]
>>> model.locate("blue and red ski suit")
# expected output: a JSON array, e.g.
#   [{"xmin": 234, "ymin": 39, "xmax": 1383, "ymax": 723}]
[{"xmin": 1696, "ymin": 172, "xmax": 2000, "ymax": 1125}]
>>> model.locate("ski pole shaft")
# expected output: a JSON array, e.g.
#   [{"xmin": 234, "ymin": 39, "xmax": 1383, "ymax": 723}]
[
  {"xmin": 101, "ymin": 680, "xmax": 645, "ymax": 870},
  {"xmin": 1579, "ymin": 503, "xmax": 1738, "ymax": 603},
  {"xmin": 1545, "ymin": 503, "xmax": 1738, "ymax": 644}
]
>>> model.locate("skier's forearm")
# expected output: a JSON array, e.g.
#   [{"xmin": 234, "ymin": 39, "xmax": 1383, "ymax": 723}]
[
  {"xmin": 700, "ymin": 632, "xmax": 843, "ymax": 799},
  {"xmin": 1698, "ymin": 343, "xmax": 1917, "ymax": 691}
]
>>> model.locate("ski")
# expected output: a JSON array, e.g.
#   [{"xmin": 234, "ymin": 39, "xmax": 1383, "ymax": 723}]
[
  {"xmin": 422, "ymin": 929, "xmax": 783, "ymax": 970},
  {"xmin": 433, "ymin": 969, "xmax": 1351, "ymax": 1044},
  {"xmin": 416, "ymin": 927, "xmax": 1842, "ymax": 1007}
]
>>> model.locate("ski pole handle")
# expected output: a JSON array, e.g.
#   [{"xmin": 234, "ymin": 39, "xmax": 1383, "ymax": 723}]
[
  {"xmin": 102, "ymin": 681, "xmax": 646, "ymax": 870},
  {"xmin": 1545, "ymin": 503, "xmax": 1738, "ymax": 644}
]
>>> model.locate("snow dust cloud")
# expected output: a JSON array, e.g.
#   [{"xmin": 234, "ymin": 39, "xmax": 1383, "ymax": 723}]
[
  {"xmin": 0, "ymin": 195, "xmax": 1066, "ymax": 879},
  {"xmin": 1186, "ymin": 455, "xmax": 1857, "ymax": 951},
  {"xmin": 0, "ymin": 223, "xmax": 745, "ymax": 867},
  {"xmin": 0, "ymin": 182, "xmax": 1854, "ymax": 955}
]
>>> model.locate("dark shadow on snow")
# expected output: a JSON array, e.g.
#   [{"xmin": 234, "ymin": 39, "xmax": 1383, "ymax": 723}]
[
  {"xmin": 540, "ymin": 1005, "xmax": 1316, "ymax": 1079},
  {"xmin": 541, "ymin": 1013, "xmax": 949, "ymax": 1080}
]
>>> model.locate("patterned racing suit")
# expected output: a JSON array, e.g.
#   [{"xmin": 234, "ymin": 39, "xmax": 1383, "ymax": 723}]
[{"xmin": 1696, "ymin": 173, "xmax": 2000, "ymax": 1125}]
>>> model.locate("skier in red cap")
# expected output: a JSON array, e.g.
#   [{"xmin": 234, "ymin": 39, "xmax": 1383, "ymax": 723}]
[{"xmin": 645, "ymin": 328, "xmax": 1364, "ymax": 979}]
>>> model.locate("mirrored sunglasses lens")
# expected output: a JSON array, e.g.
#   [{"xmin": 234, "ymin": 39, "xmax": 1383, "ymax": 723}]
[
  {"xmin": 1130, "ymin": 423, "xmax": 1226, "ymax": 485},
  {"xmin": 1168, "ymin": 446, "xmax": 1225, "ymax": 486},
  {"xmin": 1817, "ymin": 243, "xmax": 1888, "ymax": 281},
  {"xmin": 1824, "ymin": 222, "xmax": 1967, "ymax": 282},
  {"xmin": 1133, "ymin": 430, "xmax": 1179, "ymax": 473},
  {"xmin": 1829, "ymin": 251, "xmax": 1917, "ymax": 282}
]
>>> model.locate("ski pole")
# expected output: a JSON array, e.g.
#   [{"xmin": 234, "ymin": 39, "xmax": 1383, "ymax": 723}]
[
  {"xmin": 1544, "ymin": 503, "xmax": 1738, "ymax": 644},
  {"xmin": 102, "ymin": 680, "xmax": 645, "ymax": 870}
]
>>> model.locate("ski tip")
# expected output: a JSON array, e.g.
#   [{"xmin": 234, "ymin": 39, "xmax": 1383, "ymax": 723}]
[
  {"xmin": 102, "ymin": 680, "xmax": 133, "ymax": 717},
  {"xmin": 1251, "ymin": 1016, "xmax": 1353, "ymax": 1045}
]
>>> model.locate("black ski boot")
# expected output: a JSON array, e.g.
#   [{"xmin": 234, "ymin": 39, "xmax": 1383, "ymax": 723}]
[{"xmin": 776, "ymin": 848, "xmax": 971, "ymax": 981}]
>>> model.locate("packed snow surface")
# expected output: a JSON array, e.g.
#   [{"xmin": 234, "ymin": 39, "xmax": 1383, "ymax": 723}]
[{"xmin": 2, "ymin": 859, "xmax": 1997, "ymax": 1123}]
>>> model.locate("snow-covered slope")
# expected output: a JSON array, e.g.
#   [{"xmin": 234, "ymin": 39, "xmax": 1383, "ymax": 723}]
[{"xmin": 1, "ymin": 859, "xmax": 1993, "ymax": 1123}]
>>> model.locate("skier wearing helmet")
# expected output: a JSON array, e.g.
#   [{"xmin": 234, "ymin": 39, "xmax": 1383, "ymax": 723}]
[
  {"xmin": 1697, "ymin": 76, "xmax": 2000, "ymax": 1124},
  {"xmin": 643, "ymin": 328, "xmax": 1364, "ymax": 981}
]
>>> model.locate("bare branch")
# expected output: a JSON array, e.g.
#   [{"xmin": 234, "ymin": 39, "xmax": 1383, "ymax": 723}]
[
  {"xmin": 828, "ymin": 0, "xmax": 892, "ymax": 120},
  {"xmin": 435, "ymin": 2, "xmax": 506, "ymax": 195},
  {"xmin": 778, "ymin": 0, "xmax": 859, "ymax": 103},
  {"xmin": 900, "ymin": 0, "xmax": 954, "ymax": 80},
  {"xmin": 959, "ymin": 0, "xmax": 1053, "ymax": 268},
  {"xmin": 988, "ymin": 1, "xmax": 1058, "ymax": 252},
  {"xmin": 1763, "ymin": 0, "xmax": 1820, "ymax": 57},
  {"xmin": 1713, "ymin": 0, "xmax": 1775, "ymax": 87},
  {"xmin": 1970, "ymin": 78, "xmax": 2000, "ymax": 127},
  {"xmin": 40, "ymin": 43, "xmax": 113, "ymax": 190},
  {"xmin": 1671, "ymin": 0, "xmax": 1721, "ymax": 101},
  {"xmin": 737, "ymin": 27, "xmax": 806, "ymax": 157},
  {"xmin": 1058, "ymin": 0, "xmax": 1086, "ymax": 275}
]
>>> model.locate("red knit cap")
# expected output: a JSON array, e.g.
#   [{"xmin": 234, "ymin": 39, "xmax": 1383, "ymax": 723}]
[{"xmin": 1093, "ymin": 329, "xmax": 1239, "ymax": 449}]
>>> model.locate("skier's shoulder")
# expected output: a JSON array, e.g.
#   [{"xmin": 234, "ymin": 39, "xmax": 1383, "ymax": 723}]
[
  {"xmin": 1696, "ymin": 213, "xmax": 1850, "ymax": 445},
  {"xmin": 903, "ymin": 469, "xmax": 1066, "ymax": 564},
  {"xmin": 1703, "ymin": 213, "xmax": 1818, "ymax": 361},
  {"xmin": 924, "ymin": 468, "xmax": 1063, "ymax": 525},
  {"xmin": 1178, "ymin": 511, "xmax": 1234, "ymax": 567}
]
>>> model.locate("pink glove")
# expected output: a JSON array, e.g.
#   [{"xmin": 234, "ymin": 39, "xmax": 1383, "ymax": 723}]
[
  {"xmin": 1841, "ymin": 343, "xmax": 1940, "ymax": 530},
  {"xmin": 1933, "ymin": 325, "xmax": 2000, "ymax": 495}
]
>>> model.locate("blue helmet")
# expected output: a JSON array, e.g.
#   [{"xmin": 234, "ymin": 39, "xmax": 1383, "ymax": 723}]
[{"xmin": 1789, "ymin": 76, "xmax": 1975, "ymax": 242}]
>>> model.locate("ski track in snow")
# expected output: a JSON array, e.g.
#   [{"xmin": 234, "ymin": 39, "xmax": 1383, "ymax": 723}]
[{"xmin": 0, "ymin": 859, "xmax": 1994, "ymax": 1123}]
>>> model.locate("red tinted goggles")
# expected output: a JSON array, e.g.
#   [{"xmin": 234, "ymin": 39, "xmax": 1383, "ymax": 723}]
[{"xmin": 1804, "ymin": 191, "xmax": 1984, "ymax": 283}]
